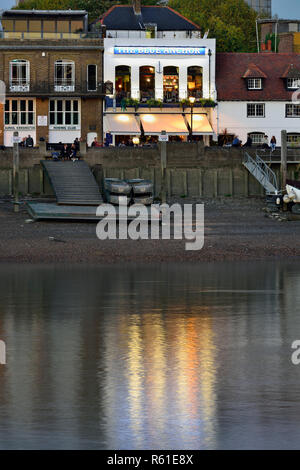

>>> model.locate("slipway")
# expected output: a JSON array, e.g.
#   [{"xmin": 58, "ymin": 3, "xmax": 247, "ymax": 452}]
[{"xmin": 26, "ymin": 202, "xmax": 160, "ymax": 222}]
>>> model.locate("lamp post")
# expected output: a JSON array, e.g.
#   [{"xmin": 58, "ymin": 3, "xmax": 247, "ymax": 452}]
[{"xmin": 189, "ymin": 96, "xmax": 196, "ymax": 142}]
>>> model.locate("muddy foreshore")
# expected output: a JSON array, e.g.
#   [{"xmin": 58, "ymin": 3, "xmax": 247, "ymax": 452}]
[{"xmin": 0, "ymin": 197, "xmax": 299, "ymax": 264}]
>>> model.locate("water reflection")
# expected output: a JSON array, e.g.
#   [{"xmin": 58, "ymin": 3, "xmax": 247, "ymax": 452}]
[{"xmin": 0, "ymin": 262, "xmax": 299, "ymax": 449}]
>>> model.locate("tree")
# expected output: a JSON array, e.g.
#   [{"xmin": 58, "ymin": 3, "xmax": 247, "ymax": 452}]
[
  {"xmin": 168, "ymin": 0, "xmax": 258, "ymax": 52},
  {"xmin": 14, "ymin": 0, "xmax": 158, "ymax": 22}
]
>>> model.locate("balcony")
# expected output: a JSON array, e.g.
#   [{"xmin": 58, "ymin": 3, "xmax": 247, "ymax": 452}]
[{"xmin": 6, "ymin": 81, "xmax": 113, "ymax": 97}]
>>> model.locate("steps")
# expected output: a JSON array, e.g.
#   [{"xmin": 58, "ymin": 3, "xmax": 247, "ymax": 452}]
[
  {"xmin": 243, "ymin": 152, "xmax": 279, "ymax": 194},
  {"xmin": 41, "ymin": 161, "xmax": 103, "ymax": 206}
]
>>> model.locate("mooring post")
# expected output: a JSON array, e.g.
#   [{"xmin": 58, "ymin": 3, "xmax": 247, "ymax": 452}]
[
  {"xmin": 281, "ymin": 130, "xmax": 287, "ymax": 191},
  {"xmin": 160, "ymin": 130, "xmax": 167, "ymax": 203},
  {"xmin": 13, "ymin": 131, "xmax": 20, "ymax": 213}
]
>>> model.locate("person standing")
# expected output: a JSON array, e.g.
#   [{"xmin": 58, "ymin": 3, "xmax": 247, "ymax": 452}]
[{"xmin": 26, "ymin": 135, "xmax": 34, "ymax": 148}]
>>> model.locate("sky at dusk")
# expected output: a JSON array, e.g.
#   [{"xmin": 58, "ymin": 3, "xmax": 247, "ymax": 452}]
[{"xmin": 0, "ymin": 0, "xmax": 300, "ymax": 19}]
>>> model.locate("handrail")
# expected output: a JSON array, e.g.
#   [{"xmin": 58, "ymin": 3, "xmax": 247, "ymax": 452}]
[{"xmin": 243, "ymin": 151, "xmax": 279, "ymax": 194}]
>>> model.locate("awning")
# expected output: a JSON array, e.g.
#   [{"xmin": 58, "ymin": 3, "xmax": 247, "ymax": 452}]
[
  {"xmin": 140, "ymin": 113, "xmax": 189, "ymax": 135},
  {"xmin": 104, "ymin": 114, "xmax": 141, "ymax": 135},
  {"xmin": 186, "ymin": 114, "xmax": 213, "ymax": 135}
]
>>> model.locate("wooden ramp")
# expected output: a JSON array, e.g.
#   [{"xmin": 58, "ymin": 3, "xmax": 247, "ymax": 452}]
[{"xmin": 41, "ymin": 160, "xmax": 103, "ymax": 206}]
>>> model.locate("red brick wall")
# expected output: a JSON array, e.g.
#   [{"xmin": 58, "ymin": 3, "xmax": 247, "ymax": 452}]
[{"xmin": 278, "ymin": 33, "xmax": 294, "ymax": 53}]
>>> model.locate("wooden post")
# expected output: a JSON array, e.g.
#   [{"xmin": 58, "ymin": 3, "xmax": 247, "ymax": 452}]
[
  {"xmin": 160, "ymin": 130, "xmax": 167, "ymax": 203},
  {"xmin": 281, "ymin": 130, "xmax": 287, "ymax": 191},
  {"xmin": 13, "ymin": 131, "xmax": 20, "ymax": 213}
]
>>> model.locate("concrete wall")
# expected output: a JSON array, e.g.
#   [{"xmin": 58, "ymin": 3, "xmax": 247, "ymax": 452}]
[{"xmin": 0, "ymin": 143, "xmax": 299, "ymax": 198}]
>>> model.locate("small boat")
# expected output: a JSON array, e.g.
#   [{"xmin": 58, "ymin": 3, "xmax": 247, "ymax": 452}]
[
  {"xmin": 104, "ymin": 178, "xmax": 131, "ymax": 195},
  {"xmin": 126, "ymin": 179, "xmax": 153, "ymax": 195},
  {"xmin": 286, "ymin": 180, "xmax": 300, "ymax": 203}
]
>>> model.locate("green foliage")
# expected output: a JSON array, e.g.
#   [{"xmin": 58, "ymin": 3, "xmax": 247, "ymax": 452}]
[
  {"xmin": 14, "ymin": 0, "xmax": 257, "ymax": 51},
  {"xmin": 146, "ymin": 98, "xmax": 163, "ymax": 109},
  {"xmin": 265, "ymin": 32, "xmax": 280, "ymax": 52},
  {"xmin": 169, "ymin": 0, "xmax": 258, "ymax": 52},
  {"xmin": 122, "ymin": 98, "xmax": 140, "ymax": 110},
  {"xmin": 14, "ymin": 0, "xmax": 157, "ymax": 22},
  {"xmin": 180, "ymin": 98, "xmax": 216, "ymax": 108}
]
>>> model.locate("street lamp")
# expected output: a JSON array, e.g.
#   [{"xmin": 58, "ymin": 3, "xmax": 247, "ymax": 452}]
[{"xmin": 189, "ymin": 96, "xmax": 196, "ymax": 142}]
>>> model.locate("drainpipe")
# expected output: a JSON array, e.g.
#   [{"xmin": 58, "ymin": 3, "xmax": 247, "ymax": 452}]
[
  {"xmin": 256, "ymin": 19, "xmax": 260, "ymax": 53},
  {"xmin": 0, "ymin": 10, "xmax": 4, "ymax": 39},
  {"xmin": 208, "ymin": 49, "xmax": 212, "ymax": 99},
  {"xmin": 275, "ymin": 21, "xmax": 278, "ymax": 53},
  {"xmin": 101, "ymin": 49, "xmax": 104, "ymax": 143}
]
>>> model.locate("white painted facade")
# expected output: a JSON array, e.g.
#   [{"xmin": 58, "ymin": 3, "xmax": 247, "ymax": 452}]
[
  {"xmin": 104, "ymin": 37, "xmax": 217, "ymax": 102},
  {"xmin": 211, "ymin": 101, "xmax": 300, "ymax": 146}
]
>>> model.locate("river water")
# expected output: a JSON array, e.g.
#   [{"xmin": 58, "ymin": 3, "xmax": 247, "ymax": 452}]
[{"xmin": 0, "ymin": 262, "xmax": 299, "ymax": 450}]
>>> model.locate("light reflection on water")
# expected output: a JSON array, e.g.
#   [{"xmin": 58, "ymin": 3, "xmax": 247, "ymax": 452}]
[{"xmin": 0, "ymin": 262, "xmax": 299, "ymax": 449}]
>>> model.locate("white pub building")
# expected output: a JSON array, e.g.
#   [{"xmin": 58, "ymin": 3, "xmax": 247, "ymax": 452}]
[{"xmin": 100, "ymin": 0, "xmax": 216, "ymax": 145}]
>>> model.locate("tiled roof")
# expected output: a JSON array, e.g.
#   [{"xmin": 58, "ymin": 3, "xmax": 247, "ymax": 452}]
[
  {"xmin": 216, "ymin": 53, "xmax": 300, "ymax": 101},
  {"xmin": 281, "ymin": 63, "xmax": 300, "ymax": 79},
  {"xmin": 242, "ymin": 63, "xmax": 267, "ymax": 79},
  {"xmin": 100, "ymin": 6, "xmax": 200, "ymax": 31}
]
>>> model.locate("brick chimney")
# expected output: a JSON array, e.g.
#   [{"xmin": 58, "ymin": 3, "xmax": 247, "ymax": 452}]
[{"xmin": 133, "ymin": 0, "xmax": 142, "ymax": 15}]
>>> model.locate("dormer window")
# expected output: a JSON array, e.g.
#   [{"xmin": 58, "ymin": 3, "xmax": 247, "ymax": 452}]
[
  {"xmin": 287, "ymin": 78, "xmax": 300, "ymax": 90},
  {"xmin": 243, "ymin": 64, "xmax": 266, "ymax": 91},
  {"xmin": 247, "ymin": 78, "xmax": 262, "ymax": 90}
]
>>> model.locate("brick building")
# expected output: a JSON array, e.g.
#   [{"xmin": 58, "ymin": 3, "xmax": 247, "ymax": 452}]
[
  {"xmin": 0, "ymin": 10, "xmax": 107, "ymax": 147},
  {"xmin": 258, "ymin": 19, "xmax": 300, "ymax": 53}
]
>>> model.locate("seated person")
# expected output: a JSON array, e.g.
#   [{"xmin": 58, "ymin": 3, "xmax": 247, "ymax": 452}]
[
  {"xmin": 60, "ymin": 144, "xmax": 70, "ymax": 160},
  {"xmin": 91, "ymin": 137, "xmax": 102, "ymax": 147},
  {"xmin": 70, "ymin": 144, "xmax": 78, "ymax": 161},
  {"xmin": 232, "ymin": 136, "xmax": 241, "ymax": 147}
]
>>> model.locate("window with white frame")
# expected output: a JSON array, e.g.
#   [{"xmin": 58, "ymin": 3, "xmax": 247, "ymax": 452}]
[
  {"xmin": 247, "ymin": 78, "xmax": 262, "ymax": 90},
  {"xmin": 54, "ymin": 60, "xmax": 75, "ymax": 91},
  {"xmin": 287, "ymin": 78, "xmax": 300, "ymax": 89},
  {"xmin": 49, "ymin": 99, "xmax": 80, "ymax": 127},
  {"xmin": 286, "ymin": 104, "xmax": 300, "ymax": 117},
  {"xmin": 87, "ymin": 64, "xmax": 97, "ymax": 91},
  {"xmin": 287, "ymin": 134, "xmax": 300, "ymax": 145},
  {"xmin": 5, "ymin": 99, "xmax": 35, "ymax": 126},
  {"xmin": 9, "ymin": 60, "xmax": 30, "ymax": 92},
  {"xmin": 247, "ymin": 103, "xmax": 265, "ymax": 117},
  {"xmin": 249, "ymin": 132, "xmax": 265, "ymax": 144}
]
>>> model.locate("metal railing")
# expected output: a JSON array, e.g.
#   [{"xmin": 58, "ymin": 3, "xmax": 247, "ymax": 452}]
[
  {"xmin": 7, "ymin": 81, "xmax": 112, "ymax": 96},
  {"xmin": 243, "ymin": 151, "xmax": 279, "ymax": 194},
  {"xmin": 0, "ymin": 31, "xmax": 102, "ymax": 40},
  {"xmin": 256, "ymin": 148, "xmax": 300, "ymax": 163}
]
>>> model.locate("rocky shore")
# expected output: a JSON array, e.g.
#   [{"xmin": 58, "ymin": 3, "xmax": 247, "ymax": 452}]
[{"xmin": 0, "ymin": 197, "xmax": 299, "ymax": 264}]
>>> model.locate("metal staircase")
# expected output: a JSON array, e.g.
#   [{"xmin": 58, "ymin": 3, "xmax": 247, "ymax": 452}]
[
  {"xmin": 41, "ymin": 161, "xmax": 103, "ymax": 206},
  {"xmin": 243, "ymin": 152, "xmax": 279, "ymax": 194}
]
